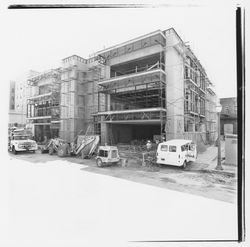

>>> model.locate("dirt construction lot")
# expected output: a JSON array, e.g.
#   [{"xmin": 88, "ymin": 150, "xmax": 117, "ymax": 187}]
[{"xmin": 9, "ymin": 151, "xmax": 237, "ymax": 203}]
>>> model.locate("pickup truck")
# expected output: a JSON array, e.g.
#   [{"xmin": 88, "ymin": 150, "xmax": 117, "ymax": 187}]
[{"xmin": 9, "ymin": 130, "xmax": 38, "ymax": 154}]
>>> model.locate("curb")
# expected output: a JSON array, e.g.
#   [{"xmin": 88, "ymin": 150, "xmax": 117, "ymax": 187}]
[{"xmin": 199, "ymin": 168, "xmax": 236, "ymax": 177}]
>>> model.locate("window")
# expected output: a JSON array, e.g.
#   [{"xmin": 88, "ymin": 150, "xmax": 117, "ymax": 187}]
[
  {"xmin": 98, "ymin": 150, "xmax": 108, "ymax": 157},
  {"xmin": 181, "ymin": 145, "xmax": 188, "ymax": 152},
  {"xmin": 185, "ymin": 66, "xmax": 189, "ymax": 79},
  {"xmin": 111, "ymin": 150, "xmax": 118, "ymax": 158},
  {"xmin": 189, "ymin": 144, "xmax": 196, "ymax": 151},
  {"xmin": 169, "ymin": 145, "xmax": 177, "ymax": 152},
  {"xmin": 160, "ymin": 145, "xmax": 168, "ymax": 151}
]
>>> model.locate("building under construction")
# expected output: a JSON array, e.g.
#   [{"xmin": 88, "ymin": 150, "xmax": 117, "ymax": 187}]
[
  {"xmin": 27, "ymin": 69, "xmax": 61, "ymax": 142},
  {"xmin": 26, "ymin": 28, "xmax": 218, "ymax": 147},
  {"xmin": 94, "ymin": 28, "xmax": 218, "ymax": 146}
]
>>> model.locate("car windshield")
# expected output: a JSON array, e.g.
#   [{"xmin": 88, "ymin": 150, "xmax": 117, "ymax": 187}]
[
  {"xmin": 169, "ymin": 145, "xmax": 177, "ymax": 152},
  {"xmin": 13, "ymin": 135, "xmax": 30, "ymax": 140},
  {"xmin": 98, "ymin": 150, "xmax": 108, "ymax": 157}
]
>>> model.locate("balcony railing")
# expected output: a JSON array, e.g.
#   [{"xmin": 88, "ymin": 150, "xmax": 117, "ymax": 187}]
[
  {"xmin": 94, "ymin": 108, "xmax": 166, "ymax": 123},
  {"xmin": 99, "ymin": 68, "xmax": 166, "ymax": 87},
  {"xmin": 111, "ymin": 62, "xmax": 165, "ymax": 78}
]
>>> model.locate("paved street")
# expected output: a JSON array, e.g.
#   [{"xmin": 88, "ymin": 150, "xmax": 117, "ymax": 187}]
[
  {"xmin": 9, "ymin": 150, "xmax": 237, "ymax": 203},
  {"xmin": 4, "ymin": 152, "xmax": 238, "ymax": 247}
]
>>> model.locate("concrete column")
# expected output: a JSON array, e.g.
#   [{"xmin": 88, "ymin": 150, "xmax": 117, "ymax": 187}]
[
  {"xmin": 165, "ymin": 47, "xmax": 185, "ymax": 140},
  {"xmin": 100, "ymin": 118, "xmax": 108, "ymax": 145}
]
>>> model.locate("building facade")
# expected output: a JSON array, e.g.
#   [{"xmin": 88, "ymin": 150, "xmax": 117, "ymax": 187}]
[
  {"xmin": 9, "ymin": 81, "xmax": 15, "ymax": 111},
  {"xmin": 9, "ymin": 71, "xmax": 38, "ymax": 127},
  {"xmin": 16, "ymin": 28, "xmax": 218, "ymax": 147},
  {"xmin": 26, "ymin": 69, "xmax": 61, "ymax": 142},
  {"xmin": 94, "ymin": 28, "xmax": 217, "ymax": 148},
  {"xmin": 205, "ymin": 82, "xmax": 218, "ymax": 144},
  {"xmin": 220, "ymin": 97, "xmax": 237, "ymax": 135}
]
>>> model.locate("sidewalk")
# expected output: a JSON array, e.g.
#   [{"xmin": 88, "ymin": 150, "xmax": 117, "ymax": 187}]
[{"xmin": 195, "ymin": 141, "xmax": 236, "ymax": 176}]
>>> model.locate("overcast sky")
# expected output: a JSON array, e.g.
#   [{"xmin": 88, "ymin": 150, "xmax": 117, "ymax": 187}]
[{"xmin": 2, "ymin": 5, "xmax": 237, "ymax": 98}]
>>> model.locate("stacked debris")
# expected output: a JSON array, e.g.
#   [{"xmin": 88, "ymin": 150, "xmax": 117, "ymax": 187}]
[
  {"xmin": 41, "ymin": 135, "xmax": 100, "ymax": 159},
  {"xmin": 117, "ymin": 143, "xmax": 158, "ymax": 168},
  {"xmin": 74, "ymin": 135, "xmax": 100, "ymax": 158}
]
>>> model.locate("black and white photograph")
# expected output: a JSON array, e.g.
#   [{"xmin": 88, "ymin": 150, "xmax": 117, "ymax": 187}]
[{"xmin": 1, "ymin": 1, "xmax": 247, "ymax": 246}]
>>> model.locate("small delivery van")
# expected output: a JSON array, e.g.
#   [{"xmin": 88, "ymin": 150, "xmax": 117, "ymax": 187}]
[{"xmin": 156, "ymin": 139, "xmax": 197, "ymax": 169}]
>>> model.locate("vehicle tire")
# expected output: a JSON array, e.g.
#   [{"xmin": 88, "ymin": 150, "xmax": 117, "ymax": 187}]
[
  {"xmin": 96, "ymin": 158, "xmax": 103, "ymax": 167},
  {"xmin": 49, "ymin": 147, "xmax": 54, "ymax": 155},
  {"xmin": 182, "ymin": 160, "xmax": 187, "ymax": 169},
  {"xmin": 12, "ymin": 146, "xmax": 17, "ymax": 155}
]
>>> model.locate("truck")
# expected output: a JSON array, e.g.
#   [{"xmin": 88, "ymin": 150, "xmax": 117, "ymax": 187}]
[{"xmin": 8, "ymin": 128, "xmax": 38, "ymax": 154}]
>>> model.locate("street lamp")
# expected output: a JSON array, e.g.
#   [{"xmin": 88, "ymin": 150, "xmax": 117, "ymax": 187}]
[{"xmin": 215, "ymin": 103, "xmax": 223, "ymax": 170}]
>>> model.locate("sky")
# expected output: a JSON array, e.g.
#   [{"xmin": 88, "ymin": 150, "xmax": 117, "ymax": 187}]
[{"xmin": 2, "ymin": 4, "xmax": 237, "ymax": 99}]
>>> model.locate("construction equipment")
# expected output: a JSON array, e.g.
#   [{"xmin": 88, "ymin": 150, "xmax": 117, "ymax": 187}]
[
  {"xmin": 41, "ymin": 135, "xmax": 100, "ymax": 158},
  {"xmin": 41, "ymin": 138, "xmax": 69, "ymax": 156},
  {"xmin": 96, "ymin": 146, "xmax": 120, "ymax": 167},
  {"xmin": 71, "ymin": 135, "xmax": 100, "ymax": 158}
]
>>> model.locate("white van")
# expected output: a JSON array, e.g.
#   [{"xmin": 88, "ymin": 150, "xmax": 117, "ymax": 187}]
[{"xmin": 156, "ymin": 139, "xmax": 197, "ymax": 169}]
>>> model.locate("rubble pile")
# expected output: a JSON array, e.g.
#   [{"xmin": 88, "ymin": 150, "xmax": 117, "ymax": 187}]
[{"xmin": 117, "ymin": 144, "xmax": 143, "ymax": 167}]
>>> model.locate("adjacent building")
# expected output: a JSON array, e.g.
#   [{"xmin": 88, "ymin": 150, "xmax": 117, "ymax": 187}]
[
  {"xmin": 8, "ymin": 71, "xmax": 38, "ymax": 127},
  {"xmin": 205, "ymin": 81, "xmax": 218, "ymax": 144},
  {"xmin": 220, "ymin": 97, "xmax": 237, "ymax": 135},
  {"xmin": 26, "ymin": 69, "xmax": 61, "ymax": 142}
]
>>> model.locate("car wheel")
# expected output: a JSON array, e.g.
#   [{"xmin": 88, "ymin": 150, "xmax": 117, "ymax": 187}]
[
  {"xmin": 96, "ymin": 158, "xmax": 103, "ymax": 167},
  {"xmin": 182, "ymin": 160, "xmax": 187, "ymax": 169},
  {"xmin": 12, "ymin": 146, "xmax": 17, "ymax": 155}
]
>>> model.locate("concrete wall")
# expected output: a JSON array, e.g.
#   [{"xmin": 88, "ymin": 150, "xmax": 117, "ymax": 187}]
[
  {"xmin": 182, "ymin": 131, "xmax": 207, "ymax": 153},
  {"xmin": 60, "ymin": 57, "xmax": 105, "ymax": 142},
  {"xmin": 60, "ymin": 56, "xmax": 92, "ymax": 142},
  {"xmin": 8, "ymin": 111, "xmax": 26, "ymax": 125},
  {"xmin": 165, "ymin": 44, "xmax": 185, "ymax": 140},
  {"xmin": 221, "ymin": 118, "xmax": 237, "ymax": 135},
  {"xmin": 60, "ymin": 77, "xmax": 81, "ymax": 142},
  {"xmin": 100, "ymin": 119, "xmax": 109, "ymax": 145},
  {"xmin": 9, "ymin": 81, "xmax": 15, "ymax": 110},
  {"xmin": 220, "ymin": 97, "xmax": 237, "ymax": 118},
  {"xmin": 108, "ymin": 45, "xmax": 163, "ymax": 67},
  {"xmin": 225, "ymin": 134, "xmax": 237, "ymax": 165}
]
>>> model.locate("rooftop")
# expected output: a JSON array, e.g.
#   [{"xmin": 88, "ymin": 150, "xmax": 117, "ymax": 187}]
[{"xmin": 95, "ymin": 29, "xmax": 166, "ymax": 55}]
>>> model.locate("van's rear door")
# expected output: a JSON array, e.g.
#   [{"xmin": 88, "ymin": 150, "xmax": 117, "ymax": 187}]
[
  {"xmin": 187, "ymin": 143, "xmax": 197, "ymax": 162},
  {"xmin": 157, "ymin": 144, "xmax": 168, "ymax": 164}
]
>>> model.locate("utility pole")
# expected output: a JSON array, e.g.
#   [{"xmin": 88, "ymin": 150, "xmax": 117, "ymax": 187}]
[{"xmin": 215, "ymin": 103, "xmax": 223, "ymax": 170}]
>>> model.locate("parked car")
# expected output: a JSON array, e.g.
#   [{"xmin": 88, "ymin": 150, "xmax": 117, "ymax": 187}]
[
  {"xmin": 156, "ymin": 139, "xmax": 197, "ymax": 169},
  {"xmin": 96, "ymin": 146, "xmax": 120, "ymax": 167}
]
